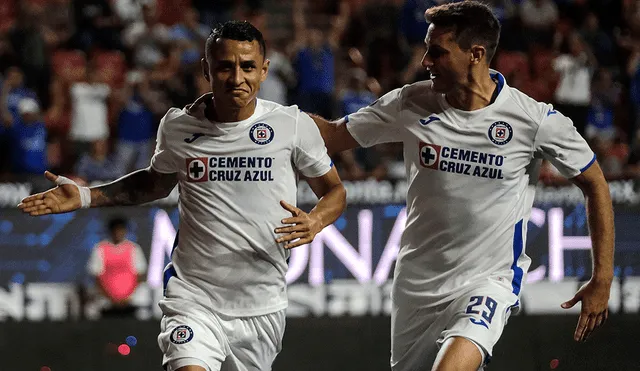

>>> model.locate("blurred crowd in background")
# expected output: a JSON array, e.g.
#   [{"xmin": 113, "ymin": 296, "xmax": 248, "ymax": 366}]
[{"xmin": 0, "ymin": 0, "xmax": 639, "ymax": 190}]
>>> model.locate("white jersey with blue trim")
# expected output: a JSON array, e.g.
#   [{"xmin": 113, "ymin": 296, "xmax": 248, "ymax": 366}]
[
  {"xmin": 346, "ymin": 71, "xmax": 595, "ymax": 308},
  {"xmin": 151, "ymin": 99, "xmax": 332, "ymax": 316}
]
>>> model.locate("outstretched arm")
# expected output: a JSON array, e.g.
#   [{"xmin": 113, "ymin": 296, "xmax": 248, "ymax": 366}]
[
  {"xmin": 19, "ymin": 168, "xmax": 177, "ymax": 216},
  {"xmin": 561, "ymin": 161, "xmax": 614, "ymax": 342},
  {"xmin": 90, "ymin": 167, "xmax": 177, "ymax": 206}
]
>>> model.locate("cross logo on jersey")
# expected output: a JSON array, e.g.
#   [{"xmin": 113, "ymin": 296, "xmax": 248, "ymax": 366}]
[
  {"xmin": 186, "ymin": 158, "xmax": 208, "ymax": 182},
  {"xmin": 419, "ymin": 142, "xmax": 441, "ymax": 169}
]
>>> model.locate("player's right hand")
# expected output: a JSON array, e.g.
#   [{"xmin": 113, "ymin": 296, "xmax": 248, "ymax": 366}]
[{"xmin": 17, "ymin": 171, "xmax": 82, "ymax": 216}]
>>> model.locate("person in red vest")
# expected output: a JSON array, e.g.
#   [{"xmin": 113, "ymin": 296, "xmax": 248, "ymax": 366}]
[{"xmin": 87, "ymin": 216, "xmax": 147, "ymax": 317}]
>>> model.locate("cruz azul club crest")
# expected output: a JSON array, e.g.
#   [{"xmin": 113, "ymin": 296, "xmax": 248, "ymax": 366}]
[
  {"xmin": 488, "ymin": 121, "xmax": 513, "ymax": 145},
  {"xmin": 249, "ymin": 123, "xmax": 274, "ymax": 145}
]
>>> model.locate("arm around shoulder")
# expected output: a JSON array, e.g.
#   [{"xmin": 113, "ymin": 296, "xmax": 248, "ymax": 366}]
[{"xmin": 308, "ymin": 114, "xmax": 360, "ymax": 155}]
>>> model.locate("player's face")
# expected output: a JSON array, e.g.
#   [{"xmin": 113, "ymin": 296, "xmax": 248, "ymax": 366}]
[
  {"xmin": 202, "ymin": 39, "xmax": 269, "ymax": 110},
  {"xmin": 421, "ymin": 24, "xmax": 471, "ymax": 94}
]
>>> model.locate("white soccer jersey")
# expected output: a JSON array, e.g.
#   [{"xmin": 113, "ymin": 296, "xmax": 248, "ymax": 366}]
[
  {"xmin": 346, "ymin": 71, "xmax": 595, "ymax": 309},
  {"xmin": 151, "ymin": 99, "xmax": 332, "ymax": 316}
]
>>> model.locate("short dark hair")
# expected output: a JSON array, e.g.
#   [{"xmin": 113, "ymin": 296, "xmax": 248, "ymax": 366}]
[
  {"xmin": 205, "ymin": 20, "xmax": 266, "ymax": 59},
  {"xmin": 425, "ymin": 1, "xmax": 501, "ymax": 63},
  {"xmin": 108, "ymin": 217, "xmax": 127, "ymax": 232}
]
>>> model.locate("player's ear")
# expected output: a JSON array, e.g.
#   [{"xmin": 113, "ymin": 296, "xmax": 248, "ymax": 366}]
[
  {"xmin": 201, "ymin": 58, "xmax": 210, "ymax": 81},
  {"xmin": 470, "ymin": 45, "xmax": 486, "ymax": 65},
  {"xmin": 261, "ymin": 58, "xmax": 270, "ymax": 83}
]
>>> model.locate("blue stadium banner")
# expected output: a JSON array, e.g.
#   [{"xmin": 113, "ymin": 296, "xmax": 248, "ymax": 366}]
[{"xmin": 0, "ymin": 180, "xmax": 639, "ymax": 320}]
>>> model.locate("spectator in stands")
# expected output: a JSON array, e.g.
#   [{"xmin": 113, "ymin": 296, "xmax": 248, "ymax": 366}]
[
  {"xmin": 2, "ymin": 0, "xmax": 640, "ymax": 184},
  {"xmin": 71, "ymin": 0, "xmax": 122, "ymax": 52},
  {"xmin": 169, "ymin": 8, "xmax": 209, "ymax": 68},
  {"xmin": 149, "ymin": 44, "xmax": 195, "ymax": 108},
  {"xmin": 69, "ymin": 64, "xmax": 111, "ymax": 159},
  {"xmin": 519, "ymin": 0, "xmax": 558, "ymax": 48},
  {"xmin": 87, "ymin": 217, "xmax": 147, "ymax": 318},
  {"xmin": 46, "ymin": 0, "xmax": 74, "ymax": 50},
  {"xmin": 339, "ymin": 68, "xmax": 376, "ymax": 117},
  {"xmin": 122, "ymin": 2, "xmax": 170, "ymax": 70},
  {"xmin": 8, "ymin": 2, "xmax": 51, "ymax": 107},
  {"xmin": 113, "ymin": 71, "xmax": 156, "ymax": 175},
  {"xmin": 192, "ymin": 0, "xmax": 235, "ymax": 28},
  {"xmin": 580, "ymin": 12, "xmax": 616, "ymax": 68},
  {"xmin": 258, "ymin": 37, "xmax": 296, "ymax": 105},
  {"xmin": 358, "ymin": 0, "xmax": 406, "ymax": 90},
  {"xmin": 113, "ymin": 0, "xmax": 148, "ymax": 26},
  {"xmin": 585, "ymin": 68, "xmax": 620, "ymax": 142},
  {"xmin": 75, "ymin": 139, "xmax": 120, "ymax": 182},
  {"xmin": 484, "ymin": 0, "xmax": 517, "ymax": 25},
  {"xmin": 5, "ymin": 98, "xmax": 48, "ymax": 178},
  {"xmin": 1, "ymin": 66, "xmax": 38, "ymax": 124},
  {"xmin": 0, "ymin": 35, "xmax": 18, "ymax": 75},
  {"xmin": 591, "ymin": 135, "xmax": 628, "ymax": 179},
  {"xmin": 399, "ymin": 0, "xmax": 434, "ymax": 83},
  {"xmin": 553, "ymin": 32, "xmax": 597, "ymax": 135},
  {"xmin": 44, "ymin": 78, "xmax": 70, "ymax": 139},
  {"xmin": 399, "ymin": 0, "xmax": 432, "ymax": 48},
  {"xmin": 291, "ymin": 0, "xmax": 349, "ymax": 118}
]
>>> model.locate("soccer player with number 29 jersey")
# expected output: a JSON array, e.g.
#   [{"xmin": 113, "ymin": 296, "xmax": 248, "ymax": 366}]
[
  {"xmin": 310, "ymin": 2, "xmax": 614, "ymax": 370},
  {"xmin": 19, "ymin": 21, "xmax": 346, "ymax": 371}
]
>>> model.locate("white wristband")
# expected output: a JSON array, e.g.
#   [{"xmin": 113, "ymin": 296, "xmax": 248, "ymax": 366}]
[{"xmin": 54, "ymin": 175, "xmax": 92, "ymax": 209}]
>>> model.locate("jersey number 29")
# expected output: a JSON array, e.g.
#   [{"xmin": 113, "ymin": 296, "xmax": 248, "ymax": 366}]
[{"xmin": 466, "ymin": 296, "xmax": 497, "ymax": 328}]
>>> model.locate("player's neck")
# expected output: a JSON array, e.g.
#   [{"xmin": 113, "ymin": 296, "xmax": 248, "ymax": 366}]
[
  {"xmin": 206, "ymin": 99, "xmax": 257, "ymax": 123},
  {"xmin": 445, "ymin": 73, "xmax": 498, "ymax": 112}
]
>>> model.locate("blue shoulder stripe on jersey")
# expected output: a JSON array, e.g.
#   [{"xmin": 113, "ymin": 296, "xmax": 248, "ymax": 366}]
[
  {"xmin": 163, "ymin": 263, "xmax": 177, "ymax": 295},
  {"xmin": 579, "ymin": 154, "xmax": 597, "ymax": 173},
  {"xmin": 343, "ymin": 115, "xmax": 349, "ymax": 123},
  {"xmin": 510, "ymin": 219, "xmax": 524, "ymax": 295},
  {"xmin": 329, "ymin": 160, "xmax": 334, "ymax": 168},
  {"xmin": 490, "ymin": 71, "xmax": 505, "ymax": 96}
]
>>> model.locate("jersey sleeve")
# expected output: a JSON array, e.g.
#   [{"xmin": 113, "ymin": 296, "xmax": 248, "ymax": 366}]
[
  {"xmin": 150, "ymin": 109, "xmax": 179, "ymax": 174},
  {"xmin": 293, "ymin": 111, "xmax": 333, "ymax": 178},
  {"xmin": 345, "ymin": 87, "xmax": 405, "ymax": 147},
  {"xmin": 533, "ymin": 106, "xmax": 596, "ymax": 178}
]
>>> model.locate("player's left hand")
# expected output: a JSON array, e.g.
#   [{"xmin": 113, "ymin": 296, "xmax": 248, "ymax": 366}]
[
  {"xmin": 274, "ymin": 200, "xmax": 323, "ymax": 249},
  {"xmin": 561, "ymin": 279, "xmax": 611, "ymax": 342}
]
